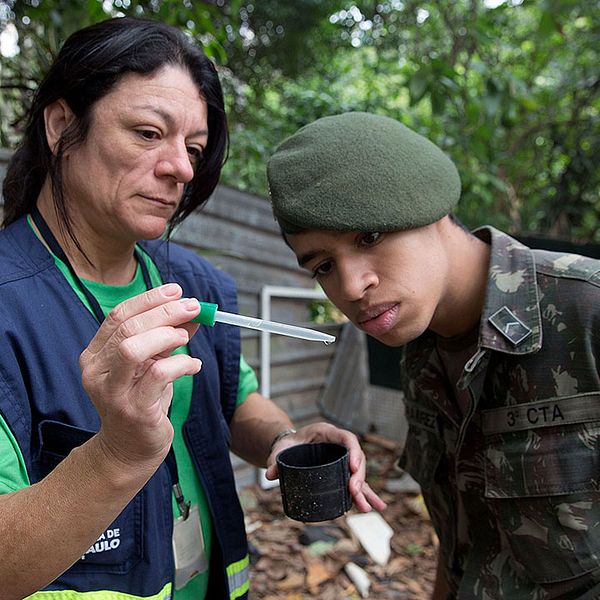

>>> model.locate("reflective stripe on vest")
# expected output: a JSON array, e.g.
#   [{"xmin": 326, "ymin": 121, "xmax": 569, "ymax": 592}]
[
  {"xmin": 24, "ymin": 582, "xmax": 172, "ymax": 600},
  {"xmin": 227, "ymin": 554, "xmax": 249, "ymax": 600}
]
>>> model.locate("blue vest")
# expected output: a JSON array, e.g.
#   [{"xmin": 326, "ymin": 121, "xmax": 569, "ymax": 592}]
[{"xmin": 0, "ymin": 217, "xmax": 249, "ymax": 599}]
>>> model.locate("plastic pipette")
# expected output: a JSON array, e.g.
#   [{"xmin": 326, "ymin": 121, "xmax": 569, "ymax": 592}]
[{"xmin": 191, "ymin": 302, "xmax": 336, "ymax": 344}]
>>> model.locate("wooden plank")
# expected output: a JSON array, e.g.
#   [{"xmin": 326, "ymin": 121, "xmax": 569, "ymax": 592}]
[
  {"xmin": 176, "ymin": 215, "xmax": 298, "ymax": 271},
  {"xmin": 204, "ymin": 186, "xmax": 278, "ymax": 233},
  {"xmin": 190, "ymin": 255, "xmax": 312, "ymax": 294}
]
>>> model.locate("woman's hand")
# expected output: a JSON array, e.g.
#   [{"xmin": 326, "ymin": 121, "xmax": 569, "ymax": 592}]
[
  {"xmin": 79, "ymin": 283, "xmax": 202, "ymax": 472},
  {"xmin": 265, "ymin": 422, "xmax": 387, "ymax": 513}
]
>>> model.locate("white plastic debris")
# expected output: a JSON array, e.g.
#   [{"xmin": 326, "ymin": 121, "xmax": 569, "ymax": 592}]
[
  {"xmin": 346, "ymin": 512, "xmax": 394, "ymax": 566},
  {"xmin": 384, "ymin": 472, "xmax": 421, "ymax": 494},
  {"xmin": 345, "ymin": 561, "xmax": 370, "ymax": 598}
]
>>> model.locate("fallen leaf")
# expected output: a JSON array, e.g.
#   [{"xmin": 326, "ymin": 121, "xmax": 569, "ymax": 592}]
[
  {"xmin": 277, "ymin": 572, "xmax": 304, "ymax": 591},
  {"xmin": 306, "ymin": 560, "xmax": 335, "ymax": 592}
]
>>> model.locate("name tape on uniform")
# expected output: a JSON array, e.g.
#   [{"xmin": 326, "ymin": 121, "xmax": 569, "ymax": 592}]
[
  {"xmin": 404, "ymin": 402, "xmax": 438, "ymax": 434},
  {"xmin": 482, "ymin": 393, "xmax": 600, "ymax": 434}
]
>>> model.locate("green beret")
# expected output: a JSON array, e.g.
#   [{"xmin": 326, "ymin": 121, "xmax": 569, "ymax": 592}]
[{"xmin": 267, "ymin": 112, "xmax": 461, "ymax": 233}]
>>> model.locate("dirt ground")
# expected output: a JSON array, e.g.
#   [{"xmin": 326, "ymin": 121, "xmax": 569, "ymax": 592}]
[{"xmin": 240, "ymin": 439, "xmax": 437, "ymax": 599}]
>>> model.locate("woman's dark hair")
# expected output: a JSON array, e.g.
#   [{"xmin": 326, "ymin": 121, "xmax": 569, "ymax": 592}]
[{"xmin": 2, "ymin": 16, "xmax": 228, "ymax": 245}]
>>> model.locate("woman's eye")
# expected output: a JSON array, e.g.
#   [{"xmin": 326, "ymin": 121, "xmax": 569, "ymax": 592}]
[
  {"xmin": 359, "ymin": 232, "xmax": 382, "ymax": 246},
  {"xmin": 138, "ymin": 129, "xmax": 160, "ymax": 141},
  {"xmin": 187, "ymin": 147, "xmax": 204, "ymax": 163}
]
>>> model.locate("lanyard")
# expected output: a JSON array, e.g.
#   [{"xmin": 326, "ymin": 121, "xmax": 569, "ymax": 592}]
[
  {"xmin": 30, "ymin": 206, "xmax": 153, "ymax": 321},
  {"xmin": 30, "ymin": 206, "xmax": 191, "ymax": 519}
]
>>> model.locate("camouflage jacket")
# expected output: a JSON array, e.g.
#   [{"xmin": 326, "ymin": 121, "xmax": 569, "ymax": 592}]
[{"xmin": 400, "ymin": 226, "xmax": 600, "ymax": 599}]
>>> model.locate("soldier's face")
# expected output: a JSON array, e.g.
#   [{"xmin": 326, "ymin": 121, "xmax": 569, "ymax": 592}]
[{"xmin": 288, "ymin": 223, "xmax": 450, "ymax": 347}]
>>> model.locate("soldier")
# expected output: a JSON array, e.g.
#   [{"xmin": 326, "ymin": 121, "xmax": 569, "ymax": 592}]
[{"xmin": 266, "ymin": 111, "xmax": 600, "ymax": 599}]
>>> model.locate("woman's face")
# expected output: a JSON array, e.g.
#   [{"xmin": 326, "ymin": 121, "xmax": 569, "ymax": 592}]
[{"xmin": 60, "ymin": 65, "xmax": 208, "ymax": 243}]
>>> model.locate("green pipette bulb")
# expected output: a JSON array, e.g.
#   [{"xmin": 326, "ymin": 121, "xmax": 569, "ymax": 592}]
[{"xmin": 191, "ymin": 302, "xmax": 335, "ymax": 344}]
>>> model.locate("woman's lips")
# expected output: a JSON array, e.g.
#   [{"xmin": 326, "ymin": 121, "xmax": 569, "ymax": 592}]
[
  {"xmin": 356, "ymin": 303, "xmax": 400, "ymax": 337},
  {"xmin": 143, "ymin": 195, "xmax": 175, "ymax": 206}
]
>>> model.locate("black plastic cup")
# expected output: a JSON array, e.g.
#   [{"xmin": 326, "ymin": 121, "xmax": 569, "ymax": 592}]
[{"xmin": 276, "ymin": 442, "xmax": 352, "ymax": 522}]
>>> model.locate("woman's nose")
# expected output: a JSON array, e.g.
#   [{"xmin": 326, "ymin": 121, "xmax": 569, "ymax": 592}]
[{"xmin": 155, "ymin": 141, "xmax": 195, "ymax": 183}]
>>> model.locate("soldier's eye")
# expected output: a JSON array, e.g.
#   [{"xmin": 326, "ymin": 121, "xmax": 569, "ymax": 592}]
[
  {"xmin": 311, "ymin": 260, "xmax": 333, "ymax": 279},
  {"xmin": 359, "ymin": 232, "xmax": 382, "ymax": 247}
]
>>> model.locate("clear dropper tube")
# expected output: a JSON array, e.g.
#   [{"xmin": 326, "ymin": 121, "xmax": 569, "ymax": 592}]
[{"xmin": 214, "ymin": 310, "xmax": 336, "ymax": 344}]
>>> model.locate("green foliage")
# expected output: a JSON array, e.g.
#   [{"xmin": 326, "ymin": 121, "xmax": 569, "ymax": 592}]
[
  {"xmin": 310, "ymin": 297, "xmax": 347, "ymax": 325},
  {"xmin": 221, "ymin": 0, "xmax": 600, "ymax": 240},
  {"xmin": 1, "ymin": 0, "xmax": 599, "ymax": 239},
  {"xmin": 405, "ymin": 542, "xmax": 424, "ymax": 557},
  {"xmin": 0, "ymin": 0, "xmax": 226, "ymax": 144}
]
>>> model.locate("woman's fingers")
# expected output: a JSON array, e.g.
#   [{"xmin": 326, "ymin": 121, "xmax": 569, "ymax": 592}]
[
  {"xmin": 81, "ymin": 290, "xmax": 201, "ymax": 387},
  {"xmin": 132, "ymin": 353, "xmax": 202, "ymax": 403},
  {"xmin": 109, "ymin": 297, "xmax": 200, "ymax": 349},
  {"xmin": 84, "ymin": 284, "xmax": 185, "ymax": 355}
]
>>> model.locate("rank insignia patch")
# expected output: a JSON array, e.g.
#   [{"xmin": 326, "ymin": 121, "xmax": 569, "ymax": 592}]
[{"xmin": 488, "ymin": 306, "xmax": 532, "ymax": 346}]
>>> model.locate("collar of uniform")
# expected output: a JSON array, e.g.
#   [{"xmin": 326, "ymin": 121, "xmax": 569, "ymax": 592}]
[
  {"xmin": 472, "ymin": 226, "xmax": 542, "ymax": 355},
  {"xmin": 1, "ymin": 215, "xmax": 55, "ymax": 283}
]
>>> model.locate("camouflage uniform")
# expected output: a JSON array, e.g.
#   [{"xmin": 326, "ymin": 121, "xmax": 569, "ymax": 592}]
[{"xmin": 400, "ymin": 226, "xmax": 600, "ymax": 599}]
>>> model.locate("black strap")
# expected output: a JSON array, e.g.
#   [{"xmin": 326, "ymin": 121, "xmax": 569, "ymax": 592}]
[
  {"xmin": 31, "ymin": 206, "xmax": 107, "ymax": 323},
  {"xmin": 30, "ymin": 207, "xmax": 188, "ymax": 517},
  {"xmin": 166, "ymin": 450, "xmax": 191, "ymax": 520},
  {"xmin": 30, "ymin": 206, "xmax": 154, "ymax": 322}
]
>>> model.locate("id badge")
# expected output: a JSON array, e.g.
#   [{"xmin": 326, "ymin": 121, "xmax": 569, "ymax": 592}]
[{"xmin": 172, "ymin": 504, "xmax": 208, "ymax": 590}]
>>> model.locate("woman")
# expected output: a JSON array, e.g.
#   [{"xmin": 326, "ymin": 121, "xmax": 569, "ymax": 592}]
[{"xmin": 0, "ymin": 19, "xmax": 385, "ymax": 599}]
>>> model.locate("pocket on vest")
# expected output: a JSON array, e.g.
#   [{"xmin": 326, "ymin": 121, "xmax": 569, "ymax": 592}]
[
  {"xmin": 38, "ymin": 419, "xmax": 96, "ymax": 475},
  {"xmin": 70, "ymin": 494, "xmax": 144, "ymax": 574},
  {"xmin": 38, "ymin": 419, "xmax": 145, "ymax": 574}
]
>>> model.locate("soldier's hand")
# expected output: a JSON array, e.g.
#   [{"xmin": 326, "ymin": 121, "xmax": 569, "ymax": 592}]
[{"xmin": 265, "ymin": 422, "xmax": 387, "ymax": 513}]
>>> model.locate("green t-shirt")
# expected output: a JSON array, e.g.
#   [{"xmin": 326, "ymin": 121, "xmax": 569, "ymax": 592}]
[{"xmin": 0, "ymin": 229, "xmax": 258, "ymax": 598}]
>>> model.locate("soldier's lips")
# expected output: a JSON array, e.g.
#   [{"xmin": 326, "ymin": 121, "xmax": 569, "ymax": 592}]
[{"xmin": 356, "ymin": 303, "xmax": 400, "ymax": 337}]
